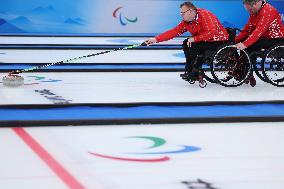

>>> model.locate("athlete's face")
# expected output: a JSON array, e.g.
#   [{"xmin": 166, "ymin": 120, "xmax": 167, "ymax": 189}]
[
  {"xmin": 244, "ymin": 1, "xmax": 262, "ymax": 14},
  {"xmin": 180, "ymin": 6, "xmax": 195, "ymax": 22}
]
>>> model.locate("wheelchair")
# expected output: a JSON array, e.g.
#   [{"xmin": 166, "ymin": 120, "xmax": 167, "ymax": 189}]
[
  {"xmin": 181, "ymin": 27, "xmax": 245, "ymax": 88},
  {"xmin": 181, "ymin": 27, "xmax": 284, "ymax": 87},
  {"xmin": 211, "ymin": 42, "xmax": 284, "ymax": 87},
  {"xmin": 210, "ymin": 43, "xmax": 253, "ymax": 87}
]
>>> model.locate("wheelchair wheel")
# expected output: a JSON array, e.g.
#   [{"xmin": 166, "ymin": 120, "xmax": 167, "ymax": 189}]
[
  {"xmin": 200, "ymin": 58, "xmax": 216, "ymax": 84},
  {"xmin": 251, "ymin": 51, "xmax": 268, "ymax": 83},
  {"xmin": 261, "ymin": 44, "xmax": 284, "ymax": 87},
  {"xmin": 198, "ymin": 79, "xmax": 207, "ymax": 88},
  {"xmin": 211, "ymin": 45, "xmax": 252, "ymax": 87},
  {"xmin": 188, "ymin": 79, "xmax": 195, "ymax": 84}
]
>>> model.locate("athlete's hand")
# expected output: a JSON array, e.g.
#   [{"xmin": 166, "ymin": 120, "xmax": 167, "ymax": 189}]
[
  {"xmin": 144, "ymin": 38, "xmax": 157, "ymax": 46},
  {"xmin": 187, "ymin": 37, "xmax": 195, "ymax": 47},
  {"xmin": 235, "ymin": 43, "xmax": 247, "ymax": 50}
]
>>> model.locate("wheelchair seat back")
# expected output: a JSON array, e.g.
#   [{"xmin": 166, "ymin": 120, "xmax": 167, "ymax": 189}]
[{"xmin": 226, "ymin": 27, "xmax": 238, "ymax": 43}]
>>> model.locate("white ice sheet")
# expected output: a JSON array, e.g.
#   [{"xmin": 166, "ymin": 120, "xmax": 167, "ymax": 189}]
[
  {"xmin": 0, "ymin": 36, "xmax": 185, "ymax": 45},
  {"xmin": 1, "ymin": 122, "xmax": 283, "ymax": 189},
  {"xmin": 0, "ymin": 72, "xmax": 283, "ymax": 105},
  {"xmin": 0, "ymin": 49, "xmax": 184, "ymax": 63}
]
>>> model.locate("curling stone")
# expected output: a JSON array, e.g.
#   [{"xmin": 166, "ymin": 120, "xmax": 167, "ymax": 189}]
[{"xmin": 2, "ymin": 74, "xmax": 24, "ymax": 87}]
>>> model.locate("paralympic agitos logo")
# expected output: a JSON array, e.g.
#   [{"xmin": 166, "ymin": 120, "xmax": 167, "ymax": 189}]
[
  {"xmin": 112, "ymin": 6, "xmax": 138, "ymax": 26},
  {"xmin": 25, "ymin": 76, "xmax": 62, "ymax": 85},
  {"xmin": 89, "ymin": 136, "xmax": 201, "ymax": 162}
]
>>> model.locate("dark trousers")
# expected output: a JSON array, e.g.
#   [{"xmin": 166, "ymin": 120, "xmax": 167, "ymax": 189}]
[
  {"xmin": 242, "ymin": 38, "xmax": 284, "ymax": 66},
  {"xmin": 182, "ymin": 39, "xmax": 227, "ymax": 72},
  {"xmin": 238, "ymin": 38, "xmax": 284, "ymax": 80},
  {"xmin": 246, "ymin": 37, "xmax": 284, "ymax": 54}
]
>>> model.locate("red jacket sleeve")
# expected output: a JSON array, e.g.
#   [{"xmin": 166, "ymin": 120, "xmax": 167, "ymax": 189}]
[
  {"xmin": 235, "ymin": 16, "xmax": 253, "ymax": 43},
  {"xmin": 155, "ymin": 22, "xmax": 187, "ymax": 43},
  {"xmin": 243, "ymin": 9, "xmax": 278, "ymax": 47},
  {"xmin": 193, "ymin": 12, "xmax": 219, "ymax": 42}
]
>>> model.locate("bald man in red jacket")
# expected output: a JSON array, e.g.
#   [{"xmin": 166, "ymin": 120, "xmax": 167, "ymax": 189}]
[
  {"xmin": 145, "ymin": 1, "xmax": 229, "ymax": 80},
  {"xmin": 235, "ymin": 0, "xmax": 284, "ymax": 86}
]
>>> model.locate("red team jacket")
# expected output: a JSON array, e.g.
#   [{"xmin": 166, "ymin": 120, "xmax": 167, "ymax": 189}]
[
  {"xmin": 236, "ymin": 2, "xmax": 284, "ymax": 47},
  {"xmin": 155, "ymin": 9, "xmax": 229, "ymax": 43}
]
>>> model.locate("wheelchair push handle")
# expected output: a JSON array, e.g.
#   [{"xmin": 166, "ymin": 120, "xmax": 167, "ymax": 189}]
[
  {"xmin": 226, "ymin": 27, "xmax": 241, "ymax": 32},
  {"xmin": 226, "ymin": 27, "xmax": 241, "ymax": 43}
]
